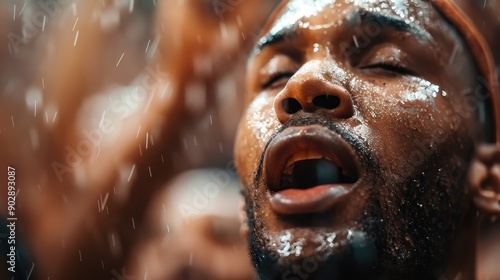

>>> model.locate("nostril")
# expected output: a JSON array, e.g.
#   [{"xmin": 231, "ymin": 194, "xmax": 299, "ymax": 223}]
[
  {"xmin": 313, "ymin": 95, "xmax": 340, "ymax": 109},
  {"xmin": 282, "ymin": 98, "xmax": 302, "ymax": 114}
]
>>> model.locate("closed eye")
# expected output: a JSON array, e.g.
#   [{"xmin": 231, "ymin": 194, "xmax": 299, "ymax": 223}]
[
  {"xmin": 361, "ymin": 61, "xmax": 415, "ymax": 76},
  {"xmin": 260, "ymin": 72, "xmax": 294, "ymax": 90}
]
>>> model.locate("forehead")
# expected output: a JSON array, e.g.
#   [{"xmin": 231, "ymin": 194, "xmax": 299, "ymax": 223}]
[{"xmin": 259, "ymin": 0, "xmax": 443, "ymax": 47}]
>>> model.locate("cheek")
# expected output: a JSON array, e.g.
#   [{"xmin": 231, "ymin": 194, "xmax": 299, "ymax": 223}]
[
  {"xmin": 351, "ymin": 77, "xmax": 471, "ymax": 171},
  {"xmin": 235, "ymin": 94, "xmax": 280, "ymax": 185},
  {"xmin": 246, "ymin": 94, "xmax": 281, "ymax": 145}
]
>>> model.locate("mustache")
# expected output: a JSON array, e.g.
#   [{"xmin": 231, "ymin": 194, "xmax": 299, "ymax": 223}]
[{"xmin": 252, "ymin": 112, "xmax": 376, "ymax": 189}]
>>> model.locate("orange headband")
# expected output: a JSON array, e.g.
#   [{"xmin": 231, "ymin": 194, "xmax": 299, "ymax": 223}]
[{"xmin": 431, "ymin": 0, "xmax": 500, "ymax": 142}]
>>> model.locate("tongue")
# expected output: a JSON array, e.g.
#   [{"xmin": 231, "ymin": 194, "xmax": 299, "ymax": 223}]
[
  {"xmin": 270, "ymin": 159, "xmax": 357, "ymax": 214},
  {"xmin": 270, "ymin": 185, "xmax": 350, "ymax": 215},
  {"xmin": 293, "ymin": 159, "xmax": 340, "ymax": 189}
]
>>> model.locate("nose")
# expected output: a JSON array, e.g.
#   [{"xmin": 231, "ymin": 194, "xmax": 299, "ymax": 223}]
[{"xmin": 273, "ymin": 65, "xmax": 354, "ymax": 124}]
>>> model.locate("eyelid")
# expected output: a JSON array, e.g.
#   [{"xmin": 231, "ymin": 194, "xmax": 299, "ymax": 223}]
[
  {"xmin": 260, "ymin": 71, "xmax": 294, "ymax": 90},
  {"xmin": 362, "ymin": 59, "xmax": 406, "ymax": 69},
  {"xmin": 361, "ymin": 61, "xmax": 415, "ymax": 76},
  {"xmin": 357, "ymin": 45, "xmax": 415, "ymax": 75},
  {"xmin": 258, "ymin": 55, "xmax": 299, "ymax": 90}
]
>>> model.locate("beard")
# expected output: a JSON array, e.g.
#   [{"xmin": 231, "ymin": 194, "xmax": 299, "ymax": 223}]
[{"xmin": 243, "ymin": 115, "xmax": 472, "ymax": 280}]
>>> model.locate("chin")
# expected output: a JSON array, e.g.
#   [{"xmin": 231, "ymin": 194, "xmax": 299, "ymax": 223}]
[
  {"xmin": 243, "ymin": 159, "xmax": 469, "ymax": 280},
  {"xmin": 246, "ymin": 215, "xmax": 382, "ymax": 280}
]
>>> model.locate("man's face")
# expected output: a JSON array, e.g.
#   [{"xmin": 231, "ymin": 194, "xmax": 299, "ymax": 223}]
[{"xmin": 235, "ymin": 0, "xmax": 483, "ymax": 278}]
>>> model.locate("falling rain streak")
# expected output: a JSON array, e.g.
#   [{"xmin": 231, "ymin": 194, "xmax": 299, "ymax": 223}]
[
  {"xmin": 116, "ymin": 53, "xmax": 125, "ymax": 67},
  {"xmin": 74, "ymin": 30, "xmax": 79, "ymax": 46},
  {"xmin": 127, "ymin": 164, "xmax": 136, "ymax": 182},
  {"xmin": 72, "ymin": 17, "xmax": 79, "ymax": 31}
]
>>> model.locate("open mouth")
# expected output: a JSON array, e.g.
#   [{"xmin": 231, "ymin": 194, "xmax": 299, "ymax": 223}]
[
  {"xmin": 280, "ymin": 152, "xmax": 358, "ymax": 191},
  {"xmin": 263, "ymin": 125, "xmax": 361, "ymax": 215}
]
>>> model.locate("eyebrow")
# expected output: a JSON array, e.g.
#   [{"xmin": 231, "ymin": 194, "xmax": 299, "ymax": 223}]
[
  {"xmin": 355, "ymin": 10, "xmax": 433, "ymax": 42},
  {"xmin": 254, "ymin": 25, "xmax": 298, "ymax": 54},
  {"xmin": 253, "ymin": 8, "xmax": 433, "ymax": 54}
]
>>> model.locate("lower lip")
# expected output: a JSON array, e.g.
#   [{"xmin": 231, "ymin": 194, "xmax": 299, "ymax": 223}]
[{"xmin": 270, "ymin": 185, "xmax": 352, "ymax": 215}]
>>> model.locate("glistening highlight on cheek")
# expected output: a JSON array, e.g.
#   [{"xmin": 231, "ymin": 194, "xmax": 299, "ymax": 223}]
[
  {"xmin": 348, "ymin": 75, "xmax": 448, "ymax": 117},
  {"xmin": 246, "ymin": 94, "xmax": 281, "ymax": 147},
  {"xmin": 398, "ymin": 77, "xmax": 448, "ymax": 105}
]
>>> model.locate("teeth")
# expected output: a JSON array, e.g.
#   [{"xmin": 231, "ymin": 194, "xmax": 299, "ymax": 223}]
[
  {"xmin": 279, "ymin": 150, "xmax": 357, "ymax": 188},
  {"xmin": 324, "ymin": 155, "xmax": 336, "ymax": 162},
  {"xmin": 284, "ymin": 150, "xmax": 328, "ymax": 170}
]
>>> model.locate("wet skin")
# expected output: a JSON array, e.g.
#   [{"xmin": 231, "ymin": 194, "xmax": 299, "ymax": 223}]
[{"xmin": 235, "ymin": 0, "xmax": 490, "ymax": 279}]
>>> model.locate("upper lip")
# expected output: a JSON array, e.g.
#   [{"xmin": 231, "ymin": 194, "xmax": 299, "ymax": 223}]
[{"xmin": 263, "ymin": 125, "xmax": 362, "ymax": 193}]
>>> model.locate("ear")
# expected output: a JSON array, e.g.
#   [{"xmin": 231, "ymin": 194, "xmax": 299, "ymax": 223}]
[
  {"xmin": 468, "ymin": 144, "xmax": 500, "ymax": 216},
  {"xmin": 239, "ymin": 196, "xmax": 249, "ymax": 238}
]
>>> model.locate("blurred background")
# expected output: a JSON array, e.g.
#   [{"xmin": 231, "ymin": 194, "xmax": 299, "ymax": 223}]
[
  {"xmin": 0, "ymin": 0, "xmax": 498, "ymax": 279},
  {"xmin": 0, "ymin": 0, "xmax": 280, "ymax": 279}
]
